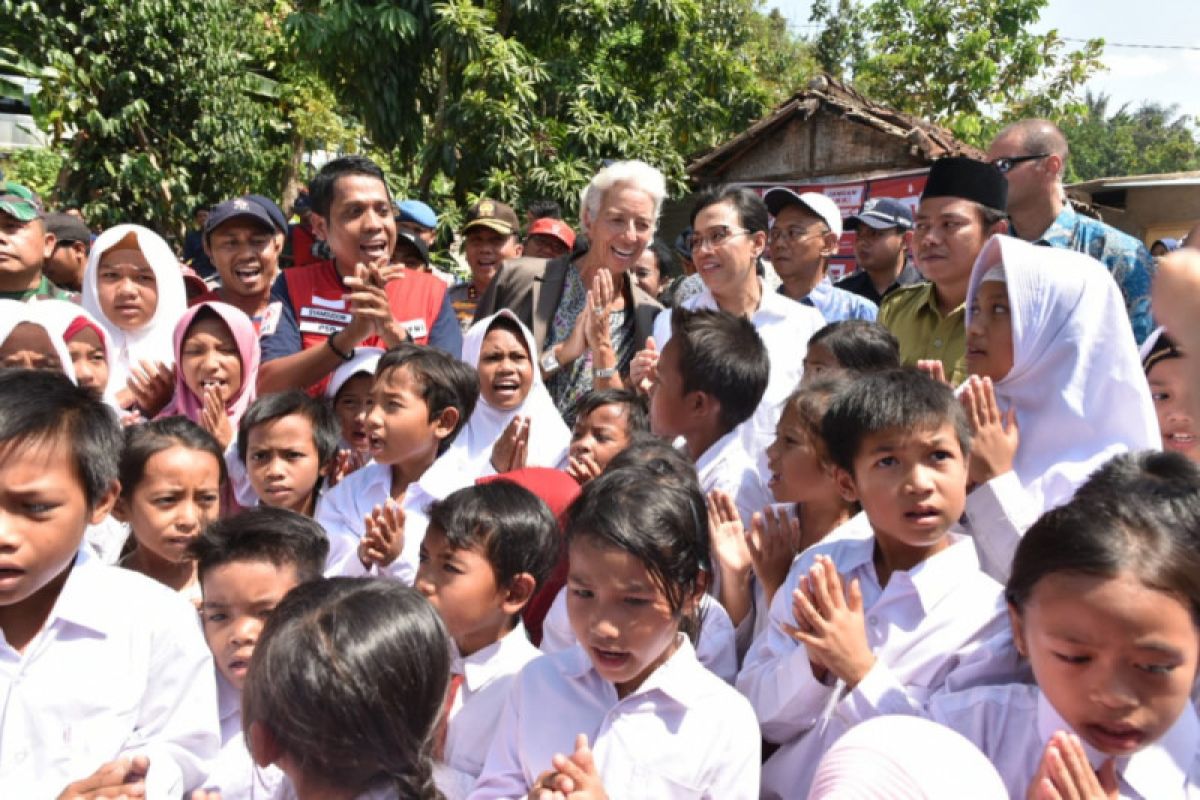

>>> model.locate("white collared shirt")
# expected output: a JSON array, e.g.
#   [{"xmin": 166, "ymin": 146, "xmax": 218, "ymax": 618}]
[
  {"xmin": 694, "ymin": 429, "xmax": 773, "ymax": 530},
  {"xmin": 962, "ymin": 469, "xmax": 1046, "ymax": 583},
  {"xmin": 0, "ymin": 552, "xmax": 219, "ymax": 798},
  {"xmin": 538, "ymin": 586, "xmax": 739, "ymax": 685},
  {"xmin": 316, "ymin": 461, "xmax": 430, "ymax": 583},
  {"xmin": 469, "ymin": 638, "xmax": 760, "ymax": 799},
  {"xmin": 736, "ymin": 533, "xmax": 1007, "ymax": 799},
  {"xmin": 435, "ymin": 624, "xmax": 542, "ymax": 798},
  {"xmin": 202, "ymin": 673, "xmax": 285, "ymax": 800},
  {"xmin": 653, "ymin": 282, "xmax": 826, "ymax": 459},
  {"xmin": 930, "ymin": 683, "xmax": 1200, "ymax": 799}
]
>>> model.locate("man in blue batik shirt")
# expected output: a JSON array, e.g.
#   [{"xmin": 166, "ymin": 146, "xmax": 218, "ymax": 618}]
[{"xmin": 989, "ymin": 118, "xmax": 1155, "ymax": 343}]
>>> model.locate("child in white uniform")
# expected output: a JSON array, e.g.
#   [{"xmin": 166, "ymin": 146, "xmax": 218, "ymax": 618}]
[
  {"xmin": 415, "ymin": 482, "xmax": 560, "ymax": 799},
  {"xmin": 736, "ymin": 368, "xmax": 1007, "ymax": 799},
  {"xmin": 928, "ymin": 450, "xmax": 1200, "ymax": 799},
  {"xmin": 0, "ymin": 370, "xmax": 218, "ymax": 798},
  {"xmin": 470, "ymin": 463, "xmax": 760, "ymax": 799}
]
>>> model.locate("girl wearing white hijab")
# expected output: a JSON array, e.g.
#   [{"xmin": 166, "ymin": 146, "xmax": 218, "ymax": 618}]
[
  {"xmin": 0, "ymin": 299, "xmax": 75, "ymax": 378},
  {"xmin": 959, "ymin": 234, "xmax": 1159, "ymax": 580},
  {"xmin": 439, "ymin": 310, "xmax": 570, "ymax": 481},
  {"xmin": 808, "ymin": 715, "xmax": 1007, "ymax": 800},
  {"xmin": 81, "ymin": 224, "xmax": 187, "ymax": 410}
]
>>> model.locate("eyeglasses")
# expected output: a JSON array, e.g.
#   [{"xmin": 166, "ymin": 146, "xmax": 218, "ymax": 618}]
[
  {"xmin": 990, "ymin": 153, "xmax": 1049, "ymax": 174},
  {"xmin": 685, "ymin": 226, "xmax": 750, "ymax": 252},
  {"xmin": 767, "ymin": 226, "xmax": 829, "ymax": 246}
]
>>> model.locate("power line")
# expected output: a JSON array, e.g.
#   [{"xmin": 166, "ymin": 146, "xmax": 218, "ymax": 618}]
[{"xmin": 1064, "ymin": 37, "xmax": 1200, "ymax": 51}]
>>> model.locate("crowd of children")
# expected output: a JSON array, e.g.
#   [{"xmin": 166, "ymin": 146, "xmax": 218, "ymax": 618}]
[{"xmin": 2, "ymin": 153, "xmax": 1200, "ymax": 800}]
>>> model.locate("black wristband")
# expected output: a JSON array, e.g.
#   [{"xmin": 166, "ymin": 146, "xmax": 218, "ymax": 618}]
[{"xmin": 327, "ymin": 334, "xmax": 354, "ymax": 361}]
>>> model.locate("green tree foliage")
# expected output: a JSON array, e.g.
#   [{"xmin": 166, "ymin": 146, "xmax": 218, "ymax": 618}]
[
  {"xmin": 0, "ymin": 148, "xmax": 64, "ymax": 199},
  {"xmin": 0, "ymin": 0, "xmax": 291, "ymax": 235},
  {"xmin": 810, "ymin": 0, "xmax": 1104, "ymax": 144},
  {"xmin": 289, "ymin": 0, "xmax": 815, "ymax": 219},
  {"xmin": 1058, "ymin": 92, "xmax": 1200, "ymax": 182}
]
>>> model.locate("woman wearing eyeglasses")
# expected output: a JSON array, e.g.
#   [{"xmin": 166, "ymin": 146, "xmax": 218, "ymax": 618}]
[
  {"xmin": 632, "ymin": 186, "xmax": 826, "ymax": 456},
  {"xmin": 473, "ymin": 160, "xmax": 665, "ymax": 425}
]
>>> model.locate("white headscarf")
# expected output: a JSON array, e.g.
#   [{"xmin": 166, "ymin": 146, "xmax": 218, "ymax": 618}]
[
  {"xmin": 0, "ymin": 299, "xmax": 76, "ymax": 383},
  {"xmin": 808, "ymin": 715, "xmax": 1007, "ymax": 800},
  {"xmin": 28, "ymin": 299, "xmax": 115, "ymax": 395},
  {"xmin": 964, "ymin": 234, "xmax": 1159, "ymax": 509},
  {"xmin": 424, "ymin": 310, "xmax": 570, "ymax": 496},
  {"xmin": 81, "ymin": 224, "xmax": 187, "ymax": 394},
  {"xmin": 325, "ymin": 346, "xmax": 386, "ymax": 401}
]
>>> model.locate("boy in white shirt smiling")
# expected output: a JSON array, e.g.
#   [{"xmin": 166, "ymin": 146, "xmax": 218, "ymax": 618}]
[
  {"xmin": 415, "ymin": 481, "xmax": 560, "ymax": 799},
  {"xmin": 737, "ymin": 368, "xmax": 1007, "ymax": 799},
  {"xmin": 0, "ymin": 369, "xmax": 218, "ymax": 798}
]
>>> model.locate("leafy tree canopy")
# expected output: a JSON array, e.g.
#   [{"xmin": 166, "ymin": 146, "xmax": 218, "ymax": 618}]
[{"xmin": 1058, "ymin": 91, "xmax": 1200, "ymax": 182}]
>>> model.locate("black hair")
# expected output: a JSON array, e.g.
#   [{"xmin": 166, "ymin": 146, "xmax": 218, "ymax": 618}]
[
  {"xmin": 120, "ymin": 416, "xmax": 227, "ymax": 499},
  {"xmin": 308, "ymin": 155, "xmax": 389, "ymax": 220},
  {"xmin": 689, "ymin": 185, "xmax": 769, "ymax": 235},
  {"xmin": 375, "ymin": 344, "xmax": 479, "ymax": 456},
  {"xmin": 565, "ymin": 464, "xmax": 709, "ymax": 635},
  {"xmin": 646, "ymin": 238, "xmax": 680, "ymax": 281},
  {"xmin": 427, "ymin": 481, "xmax": 559, "ymax": 593},
  {"xmin": 809, "ymin": 321, "xmax": 901, "ymax": 373},
  {"xmin": 237, "ymin": 390, "xmax": 340, "ymax": 468},
  {"xmin": 976, "ymin": 204, "xmax": 1009, "ymax": 227},
  {"xmin": 243, "ymin": 578, "xmax": 449, "ymax": 800},
  {"xmin": 191, "ymin": 506, "xmax": 330, "ymax": 584},
  {"xmin": 821, "ymin": 368, "xmax": 971, "ymax": 473},
  {"xmin": 572, "ymin": 389, "xmax": 650, "ymax": 436},
  {"xmin": 669, "ymin": 307, "xmax": 769, "ymax": 433},
  {"xmin": 782, "ymin": 374, "xmax": 854, "ymax": 466},
  {"xmin": 525, "ymin": 199, "xmax": 562, "ymax": 221},
  {"xmin": 0, "ymin": 369, "xmax": 121, "ymax": 509},
  {"xmin": 605, "ymin": 432, "xmax": 699, "ymax": 483},
  {"xmin": 1007, "ymin": 451, "xmax": 1200, "ymax": 623}
]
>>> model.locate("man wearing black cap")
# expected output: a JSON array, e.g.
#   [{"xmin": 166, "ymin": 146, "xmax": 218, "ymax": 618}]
[
  {"xmin": 836, "ymin": 198, "xmax": 922, "ymax": 305},
  {"xmin": 193, "ymin": 196, "xmax": 286, "ymax": 332},
  {"xmin": 449, "ymin": 199, "xmax": 523, "ymax": 331},
  {"xmin": 879, "ymin": 157, "xmax": 1009, "ymax": 385},
  {"xmin": 42, "ymin": 211, "xmax": 92, "ymax": 294}
]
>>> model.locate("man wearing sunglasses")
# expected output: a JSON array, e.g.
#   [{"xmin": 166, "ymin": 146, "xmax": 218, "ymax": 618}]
[{"xmin": 988, "ymin": 119, "xmax": 1154, "ymax": 343}]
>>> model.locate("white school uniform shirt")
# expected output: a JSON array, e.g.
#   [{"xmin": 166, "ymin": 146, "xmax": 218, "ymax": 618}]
[
  {"xmin": 0, "ymin": 551, "xmax": 219, "ymax": 798},
  {"xmin": 202, "ymin": 673, "xmax": 285, "ymax": 800},
  {"xmin": 468, "ymin": 637, "xmax": 760, "ymax": 800},
  {"xmin": 435, "ymin": 625, "xmax": 542, "ymax": 800},
  {"xmin": 694, "ymin": 428, "xmax": 773, "ymax": 530},
  {"xmin": 929, "ymin": 683, "xmax": 1200, "ymax": 800},
  {"xmin": 736, "ymin": 532, "xmax": 1007, "ymax": 799},
  {"xmin": 959, "ymin": 236, "xmax": 1160, "ymax": 581},
  {"xmin": 539, "ymin": 585, "xmax": 740, "ymax": 684},
  {"xmin": 317, "ymin": 461, "xmax": 431, "ymax": 583},
  {"xmin": 652, "ymin": 281, "xmax": 826, "ymax": 459}
]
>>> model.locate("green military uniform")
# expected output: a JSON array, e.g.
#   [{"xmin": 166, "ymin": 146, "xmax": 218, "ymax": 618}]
[{"xmin": 879, "ymin": 281, "xmax": 967, "ymax": 386}]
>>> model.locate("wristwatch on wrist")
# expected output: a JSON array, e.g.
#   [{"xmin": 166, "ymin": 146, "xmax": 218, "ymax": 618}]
[
  {"xmin": 540, "ymin": 348, "xmax": 561, "ymax": 375},
  {"xmin": 592, "ymin": 365, "xmax": 618, "ymax": 380}
]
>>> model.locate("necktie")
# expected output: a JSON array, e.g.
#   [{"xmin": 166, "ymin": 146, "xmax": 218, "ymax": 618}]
[{"xmin": 434, "ymin": 672, "xmax": 465, "ymax": 761}]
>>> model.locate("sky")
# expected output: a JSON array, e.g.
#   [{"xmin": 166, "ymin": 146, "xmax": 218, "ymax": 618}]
[{"xmin": 767, "ymin": 0, "xmax": 1200, "ymax": 123}]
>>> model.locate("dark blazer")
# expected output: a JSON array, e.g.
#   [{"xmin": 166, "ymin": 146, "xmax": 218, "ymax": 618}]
[{"xmin": 473, "ymin": 254, "xmax": 662, "ymax": 357}]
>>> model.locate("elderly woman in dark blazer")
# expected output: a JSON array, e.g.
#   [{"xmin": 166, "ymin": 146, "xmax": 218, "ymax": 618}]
[{"xmin": 474, "ymin": 160, "xmax": 665, "ymax": 423}]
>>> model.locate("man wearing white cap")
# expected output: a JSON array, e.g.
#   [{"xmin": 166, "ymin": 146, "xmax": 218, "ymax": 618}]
[{"xmin": 764, "ymin": 188, "xmax": 877, "ymax": 322}]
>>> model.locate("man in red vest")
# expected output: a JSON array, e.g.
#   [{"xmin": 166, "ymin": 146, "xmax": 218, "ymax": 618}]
[{"xmin": 258, "ymin": 156, "xmax": 462, "ymax": 395}]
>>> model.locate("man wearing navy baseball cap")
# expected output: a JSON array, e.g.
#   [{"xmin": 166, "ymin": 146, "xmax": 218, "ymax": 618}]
[
  {"xmin": 193, "ymin": 196, "xmax": 286, "ymax": 334},
  {"xmin": 836, "ymin": 197, "xmax": 923, "ymax": 306}
]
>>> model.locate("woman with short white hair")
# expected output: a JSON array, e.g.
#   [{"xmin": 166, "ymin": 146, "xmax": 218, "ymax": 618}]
[{"xmin": 474, "ymin": 160, "xmax": 665, "ymax": 423}]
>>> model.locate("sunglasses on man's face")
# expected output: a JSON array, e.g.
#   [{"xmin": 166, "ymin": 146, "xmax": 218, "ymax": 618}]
[{"xmin": 990, "ymin": 153, "xmax": 1050, "ymax": 174}]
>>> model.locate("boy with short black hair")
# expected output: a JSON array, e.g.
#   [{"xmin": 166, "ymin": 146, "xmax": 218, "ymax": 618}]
[
  {"xmin": 233, "ymin": 389, "xmax": 340, "ymax": 514},
  {"xmin": 737, "ymin": 368, "xmax": 1007, "ymax": 798},
  {"xmin": 649, "ymin": 306, "xmax": 772, "ymax": 526},
  {"xmin": 0, "ymin": 369, "xmax": 218, "ymax": 797},
  {"xmin": 415, "ymin": 480, "xmax": 559, "ymax": 796},
  {"xmin": 191, "ymin": 506, "xmax": 329, "ymax": 799},
  {"xmin": 316, "ymin": 343, "xmax": 479, "ymax": 582}
]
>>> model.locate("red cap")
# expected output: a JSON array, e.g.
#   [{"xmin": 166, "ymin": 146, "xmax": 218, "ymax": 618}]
[{"xmin": 527, "ymin": 218, "xmax": 576, "ymax": 250}]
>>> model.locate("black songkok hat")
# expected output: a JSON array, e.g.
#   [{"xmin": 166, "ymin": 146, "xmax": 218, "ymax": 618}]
[{"xmin": 921, "ymin": 156, "xmax": 1008, "ymax": 212}]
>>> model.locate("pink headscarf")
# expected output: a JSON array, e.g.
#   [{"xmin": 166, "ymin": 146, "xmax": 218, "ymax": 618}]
[{"xmin": 157, "ymin": 301, "xmax": 260, "ymax": 429}]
